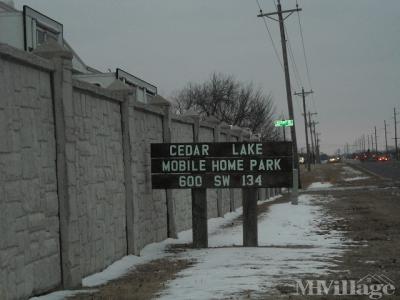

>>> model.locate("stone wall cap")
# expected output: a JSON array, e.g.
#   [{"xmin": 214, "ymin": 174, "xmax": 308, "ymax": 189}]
[
  {"xmin": 203, "ymin": 116, "xmax": 220, "ymax": 125},
  {"xmin": 133, "ymin": 100, "xmax": 165, "ymax": 116},
  {"xmin": 73, "ymin": 79, "xmax": 125, "ymax": 103},
  {"xmin": 107, "ymin": 79, "xmax": 133, "ymax": 92},
  {"xmin": 170, "ymin": 115, "xmax": 195, "ymax": 125},
  {"xmin": 0, "ymin": 42, "xmax": 54, "ymax": 71},
  {"xmin": 149, "ymin": 95, "xmax": 171, "ymax": 107},
  {"xmin": 180, "ymin": 114, "xmax": 200, "ymax": 122}
]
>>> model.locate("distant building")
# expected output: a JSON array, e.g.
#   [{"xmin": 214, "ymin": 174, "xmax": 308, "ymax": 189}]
[{"xmin": 0, "ymin": 0, "xmax": 157, "ymax": 103}]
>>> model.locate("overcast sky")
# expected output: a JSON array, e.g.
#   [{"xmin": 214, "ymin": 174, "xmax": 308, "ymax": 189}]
[{"xmin": 13, "ymin": 0, "xmax": 400, "ymax": 154}]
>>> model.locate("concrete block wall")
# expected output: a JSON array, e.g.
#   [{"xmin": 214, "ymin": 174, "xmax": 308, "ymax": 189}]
[
  {"xmin": 67, "ymin": 84, "xmax": 127, "ymax": 278},
  {"xmin": 0, "ymin": 42, "xmax": 281, "ymax": 299},
  {"xmin": 0, "ymin": 44, "xmax": 61, "ymax": 299},
  {"xmin": 132, "ymin": 108, "xmax": 168, "ymax": 250},
  {"xmin": 170, "ymin": 118, "xmax": 194, "ymax": 232}
]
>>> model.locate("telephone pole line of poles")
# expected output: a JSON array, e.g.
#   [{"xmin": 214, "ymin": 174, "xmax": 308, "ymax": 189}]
[
  {"xmin": 295, "ymin": 88, "xmax": 313, "ymax": 171},
  {"xmin": 257, "ymin": 0, "xmax": 302, "ymax": 172},
  {"xmin": 374, "ymin": 126, "xmax": 378, "ymax": 153}
]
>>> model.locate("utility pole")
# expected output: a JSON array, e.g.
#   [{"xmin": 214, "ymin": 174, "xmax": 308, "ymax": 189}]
[
  {"xmin": 312, "ymin": 122, "xmax": 320, "ymax": 163},
  {"xmin": 295, "ymin": 88, "xmax": 313, "ymax": 171},
  {"xmin": 384, "ymin": 120, "xmax": 388, "ymax": 154},
  {"xmin": 258, "ymin": 0, "xmax": 302, "ymax": 172},
  {"xmin": 394, "ymin": 108, "xmax": 399, "ymax": 160},
  {"xmin": 312, "ymin": 121, "xmax": 318, "ymax": 158},
  {"xmin": 316, "ymin": 132, "xmax": 321, "ymax": 163},
  {"xmin": 367, "ymin": 135, "xmax": 370, "ymax": 151},
  {"xmin": 280, "ymin": 113, "xmax": 287, "ymax": 141},
  {"xmin": 371, "ymin": 134, "xmax": 374, "ymax": 154},
  {"xmin": 374, "ymin": 126, "xmax": 378, "ymax": 153},
  {"xmin": 308, "ymin": 112, "xmax": 317, "ymax": 164},
  {"xmin": 282, "ymin": 127, "xmax": 286, "ymax": 141},
  {"xmin": 362, "ymin": 134, "xmax": 366, "ymax": 152}
]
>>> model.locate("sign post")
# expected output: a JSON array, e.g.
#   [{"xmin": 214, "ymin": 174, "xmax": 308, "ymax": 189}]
[
  {"xmin": 243, "ymin": 189, "xmax": 258, "ymax": 246},
  {"xmin": 191, "ymin": 188, "xmax": 208, "ymax": 248},
  {"xmin": 191, "ymin": 117, "xmax": 208, "ymax": 248},
  {"xmin": 151, "ymin": 141, "xmax": 293, "ymax": 248}
]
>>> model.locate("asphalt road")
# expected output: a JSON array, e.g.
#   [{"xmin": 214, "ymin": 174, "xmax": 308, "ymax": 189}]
[{"xmin": 353, "ymin": 160, "xmax": 400, "ymax": 181}]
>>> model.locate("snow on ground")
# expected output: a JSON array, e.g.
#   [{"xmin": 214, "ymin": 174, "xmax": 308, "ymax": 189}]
[
  {"xmin": 30, "ymin": 192, "xmax": 347, "ymax": 300},
  {"xmin": 344, "ymin": 176, "xmax": 370, "ymax": 182},
  {"xmin": 31, "ymin": 196, "xmax": 283, "ymax": 299},
  {"xmin": 158, "ymin": 194, "xmax": 347, "ymax": 299},
  {"xmin": 342, "ymin": 165, "xmax": 363, "ymax": 176},
  {"xmin": 307, "ymin": 182, "xmax": 334, "ymax": 190},
  {"xmin": 82, "ymin": 206, "xmax": 253, "ymax": 288},
  {"xmin": 341, "ymin": 165, "xmax": 370, "ymax": 182}
]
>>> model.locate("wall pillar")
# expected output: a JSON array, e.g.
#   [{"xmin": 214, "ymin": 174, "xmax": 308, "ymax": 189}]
[
  {"xmin": 108, "ymin": 80, "xmax": 140, "ymax": 255},
  {"xmin": 150, "ymin": 97, "xmax": 177, "ymax": 239},
  {"xmin": 34, "ymin": 42, "xmax": 80, "ymax": 288}
]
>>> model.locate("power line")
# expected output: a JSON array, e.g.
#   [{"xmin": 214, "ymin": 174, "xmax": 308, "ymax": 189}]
[
  {"xmin": 296, "ymin": 0, "xmax": 312, "ymax": 89},
  {"xmin": 284, "ymin": 24, "xmax": 304, "ymax": 115},
  {"xmin": 255, "ymin": 0, "xmax": 284, "ymax": 70},
  {"xmin": 296, "ymin": 0, "xmax": 318, "ymax": 114},
  {"xmin": 285, "ymin": 24, "xmax": 303, "ymax": 91}
]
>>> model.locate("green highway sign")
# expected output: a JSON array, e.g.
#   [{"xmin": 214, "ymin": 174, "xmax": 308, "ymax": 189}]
[{"xmin": 274, "ymin": 119, "xmax": 294, "ymax": 127}]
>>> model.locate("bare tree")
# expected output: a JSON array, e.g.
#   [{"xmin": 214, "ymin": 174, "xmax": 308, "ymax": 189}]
[{"xmin": 173, "ymin": 73, "xmax": 279, "ymax": 140}]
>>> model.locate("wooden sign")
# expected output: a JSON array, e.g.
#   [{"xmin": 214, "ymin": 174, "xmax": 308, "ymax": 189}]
[{"xmin": 151, "ymin": 142, "xmax": 293, "ymax": 189}]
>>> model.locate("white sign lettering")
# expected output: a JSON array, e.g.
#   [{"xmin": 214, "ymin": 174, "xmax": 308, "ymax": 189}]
[
  {"xmin": 232, "ymin": 143, "xmax": 262, "ymax": 156},
  {"xmin": 169, "ymin": 144, "xmax": 209, "ymax": 157}
]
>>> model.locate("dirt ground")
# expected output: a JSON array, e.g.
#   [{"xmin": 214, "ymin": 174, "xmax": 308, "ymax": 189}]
[
  {"xmin": 301, "ymin": 162, "xmax": 400, "ymax": 289},
  {"xmin": 69, "ymin": 258, "xmax": 194, "ymax": 300},
  {"xmin": 67, "ymin": 162, "xmax": 400, "ymax": 300},
  {"xmin": 264, "ymin": 162, "xmax": 400, "ymax": 300}
]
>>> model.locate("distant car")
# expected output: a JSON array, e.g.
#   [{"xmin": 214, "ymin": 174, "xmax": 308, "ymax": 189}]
[
  {"xmin": 358, "ymin": 154, "xmax": 368, "ymax": 161},
  {"xmin": 328, "ymin": 156, "xmax": 341, "ymax": 163},
  {"xmin": 377, "ymin": 155, "xmax": 390, "ymax": 162}
]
